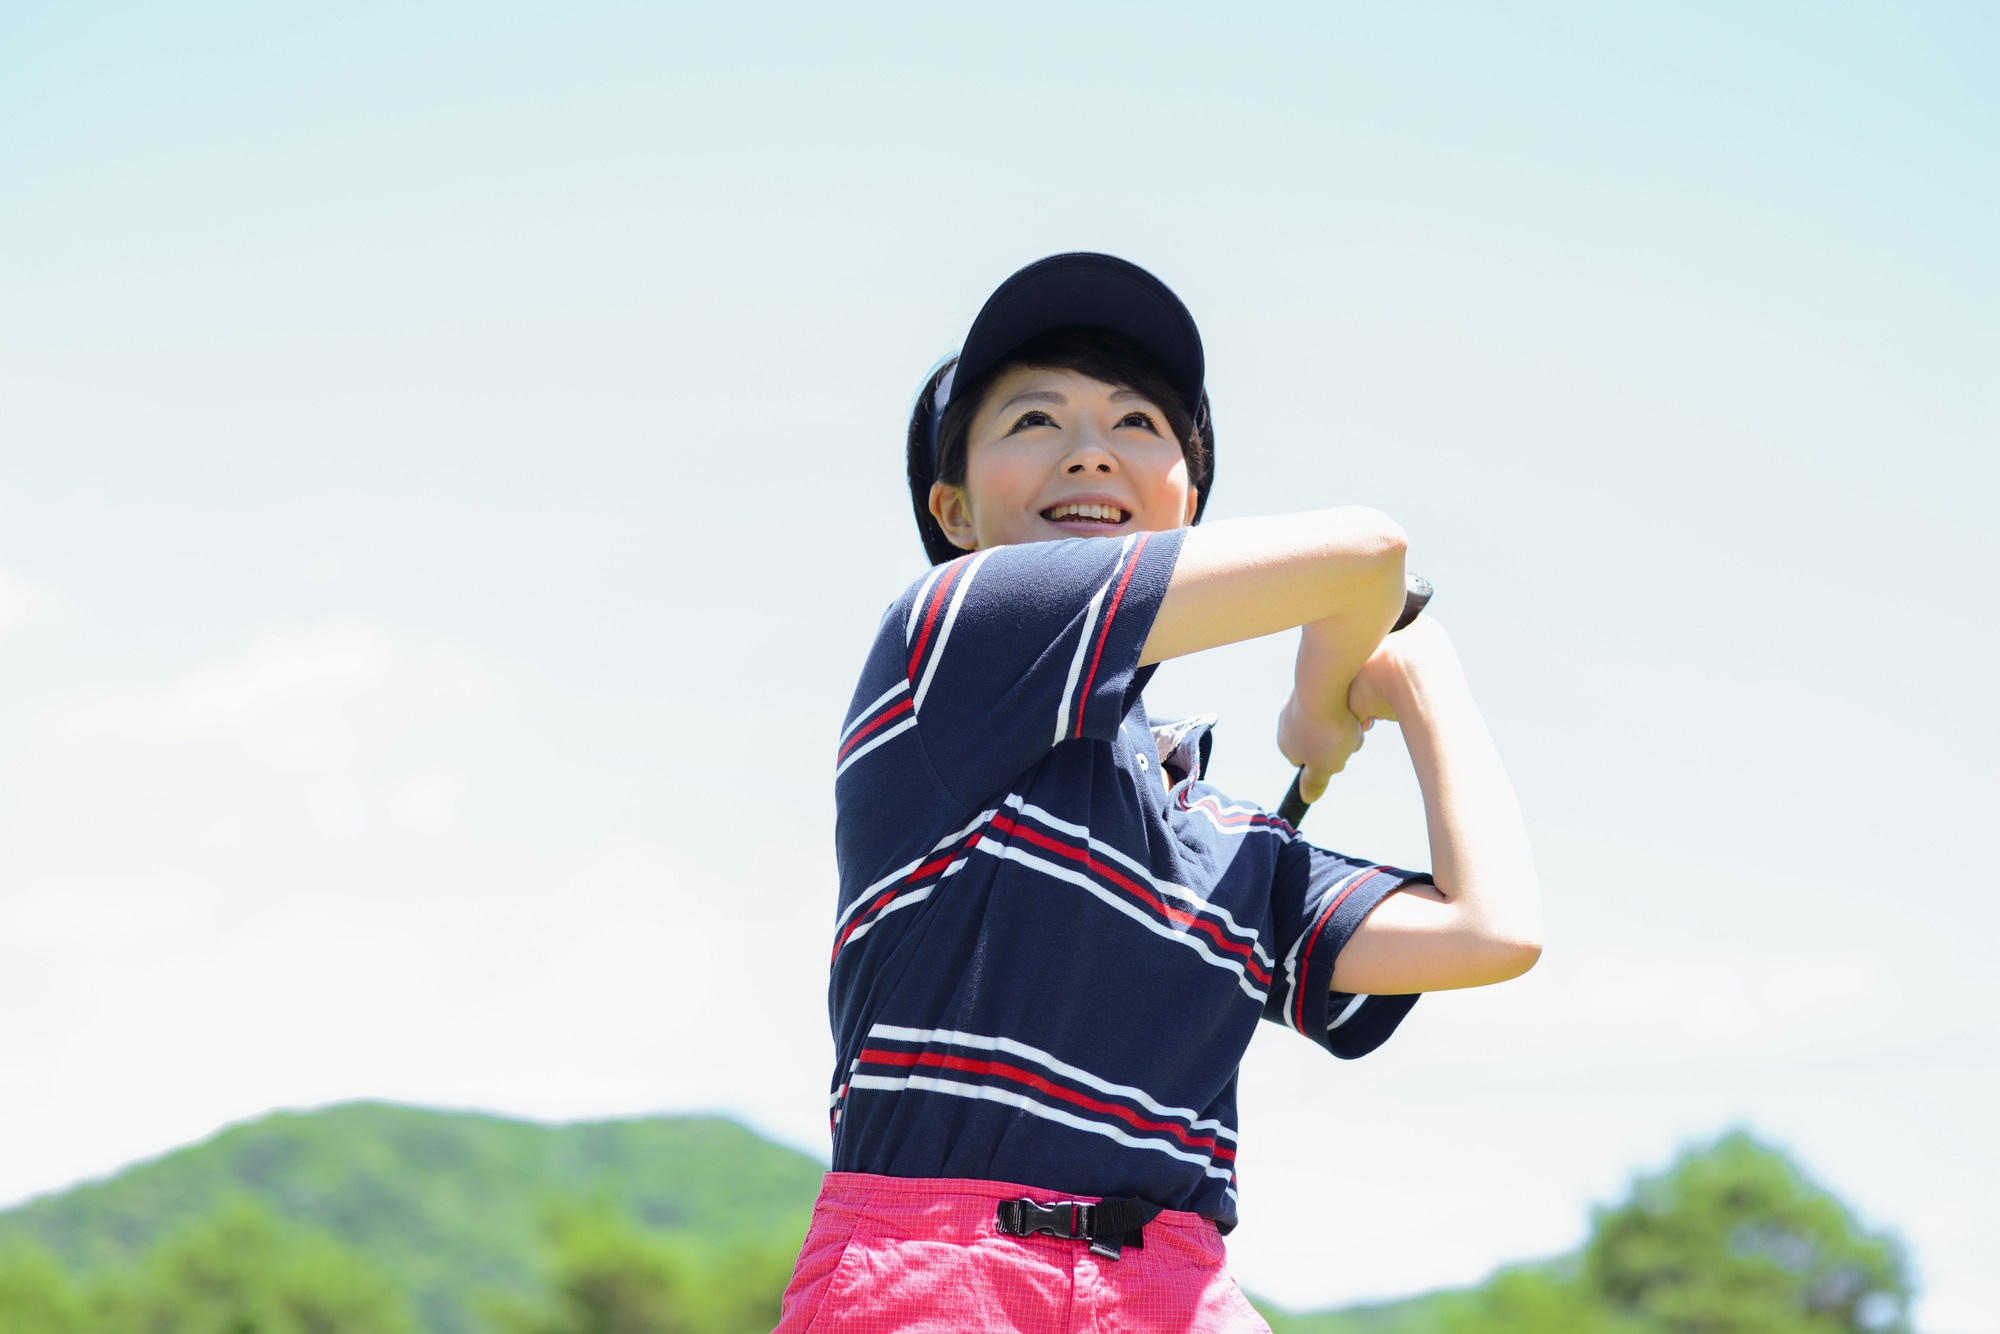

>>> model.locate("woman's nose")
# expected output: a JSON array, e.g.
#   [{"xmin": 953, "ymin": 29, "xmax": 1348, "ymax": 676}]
[{"xmin": 1063, "ymin": 431, "xmax": 1118, "ymax": 474}]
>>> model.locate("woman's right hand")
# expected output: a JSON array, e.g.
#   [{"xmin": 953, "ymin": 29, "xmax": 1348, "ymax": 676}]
[{"xmin": 1276, "ymin": 689, "xmax": 1365, "ymax": 805}]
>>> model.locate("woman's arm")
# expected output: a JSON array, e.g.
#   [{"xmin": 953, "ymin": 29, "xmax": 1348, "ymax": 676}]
[
  {"xmin": 1327, "ymin": 617, "xmax": 1545, "ymax": 994},
  {"xmin": 1141, "ymin": 509, "xmax": 1409, "ymax": 770},
  {"xmin": 1140, "ymin": 509, "xmax": 1408, "ymax": 666}
]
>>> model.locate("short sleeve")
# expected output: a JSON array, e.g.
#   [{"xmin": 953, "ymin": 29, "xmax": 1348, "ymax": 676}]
[
  {"xmin": 1264, "ymin": 841, "xmax": 1427, "ymax": 1058},
  {"xmin": 903, "ymin": 531, "xmax": 1184, "ymax": 802}
]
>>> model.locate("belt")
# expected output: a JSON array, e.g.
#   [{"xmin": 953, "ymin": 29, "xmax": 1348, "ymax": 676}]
[{"xmin": 994, "ymin": 1196, "xmax": 1164, "ymax": 1260}]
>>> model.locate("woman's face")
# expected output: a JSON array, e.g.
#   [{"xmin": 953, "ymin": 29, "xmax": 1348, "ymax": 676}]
[{"xmin": 928, "ymin": 365, "xmax": 1199, "ymax": 554}]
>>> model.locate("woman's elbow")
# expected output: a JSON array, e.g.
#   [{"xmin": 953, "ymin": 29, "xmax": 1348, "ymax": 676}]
[
  {"xmin": 1486, "ymin": 935, "xmax": 1543, "ymax": 984},
  {"xmin": 1451, "ymin": 915, "xmax": 1542, "ymax": 987},
  {"xmin": 1334, "ymin": 506, "xmax": 1408, "ymax": 566},
  {"xmin": 1476, "ymin": 876, "xmax": 1542, "ymax": 984},
  {"xmin": 1440, "ymin": 936, "xmax": 1541, "ymax": 990}
]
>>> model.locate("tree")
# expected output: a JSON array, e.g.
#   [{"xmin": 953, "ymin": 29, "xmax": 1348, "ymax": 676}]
[
  {"xmin": 0, "ymin": 1245, "xmax": 90, "ymax": 1334},
  {"xmin": 108, "ymin": 1199, "xmax": 419, "ymax": 1334},
  {"xmin": 492, "ymin": 1209, "xmax": 794, "ymax": 1334},
  {"xmin": 1583, "ymin": 1131, "xmax": 1912, "ymax": 1334},
  {"xmin": 506, "ymin": 1212, "xmax": 695, "ymax": 1334},
  {"xmin": 1435, "ymin": 1265, "xmax": 1653, "ymax": 1334}
]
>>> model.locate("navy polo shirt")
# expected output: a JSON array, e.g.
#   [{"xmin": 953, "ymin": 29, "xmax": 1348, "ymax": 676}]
[{"xmin": 829, "ymin": 531, "xmax": 1425, "ymax": 1228}]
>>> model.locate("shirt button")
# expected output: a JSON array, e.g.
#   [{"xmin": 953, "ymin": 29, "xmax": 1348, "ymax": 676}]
[{"xmin": 1135, "ymin": 753, "xmax": 1150, "ymax": 771}]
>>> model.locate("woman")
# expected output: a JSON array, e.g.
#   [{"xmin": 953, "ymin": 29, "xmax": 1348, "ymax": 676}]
[{"xmin": 780, "ymin": 253, "xmax": 1542, "ymax": 1332}]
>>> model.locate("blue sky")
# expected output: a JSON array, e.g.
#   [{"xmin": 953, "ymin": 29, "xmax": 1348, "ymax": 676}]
[{"xmin": 1, "ymin": 1, "xmax": 1994, "ymax": 1326}]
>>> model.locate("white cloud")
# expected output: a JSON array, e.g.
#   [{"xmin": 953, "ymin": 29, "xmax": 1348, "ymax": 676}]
[
  {"xmin": 389, "ymin": 771, "xmax": 461, "ymax": 836},
  {"xmin": 307, "ymin": 776, "xmax": 366, "ymax": 840},
  {"xmin": 0, "ymin": 839, "xmax": 775, "ymax": 1202},
  {"xmin": 1762, "ymin": 962, "xmax": 1871, "ymax": 1016},
  {"xmin": 0, "ymin": 566, "xmax": 40, "ymax": 633},
  {"xmin": 0, "ymin": 873, "xmax": 220, "ymax": 954},
  {"xmin": 73, "ymin": 625, "xmax": 395, "ymax": 774},
  {"xmin": 1418, "ymin": 949, "xmax": 1883, "ymax": 1052}
]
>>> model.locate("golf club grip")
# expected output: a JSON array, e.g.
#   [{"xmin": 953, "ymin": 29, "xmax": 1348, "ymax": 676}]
[{"xmin": 1274, "ymin": 573, "xmax": 1434, "ymax": 828}]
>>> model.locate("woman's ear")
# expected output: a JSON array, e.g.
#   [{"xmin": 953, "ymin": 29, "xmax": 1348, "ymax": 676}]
[
  {"xmin": 1181, "ymin": 485, "xmax": 1200, "ymax": 527},
  {"xmin": 929, "ymin": 481, "xmax": 979, "ymax": 552}
]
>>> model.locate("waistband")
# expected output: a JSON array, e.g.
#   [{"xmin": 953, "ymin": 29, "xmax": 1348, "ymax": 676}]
[{"xmin": 811, "ymin": 1172, "xmax": 1224, "ymax": 1253}]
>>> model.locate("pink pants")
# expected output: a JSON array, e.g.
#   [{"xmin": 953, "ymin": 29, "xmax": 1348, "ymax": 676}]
[{"xmin": 774, "ymin": 1173, "xmax": 1273, "ymax": 1334}]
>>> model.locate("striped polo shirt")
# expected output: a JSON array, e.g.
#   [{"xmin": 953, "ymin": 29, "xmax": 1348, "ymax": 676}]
[{"xmin": 828, "ymin": 531, "xmax": 1424, "ymax": 1228}]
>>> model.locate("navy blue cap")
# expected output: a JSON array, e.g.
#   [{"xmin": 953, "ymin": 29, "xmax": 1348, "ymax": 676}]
[{"xmin": 923, "ymin": 253, "xmax": 1206, "ymax": 474}]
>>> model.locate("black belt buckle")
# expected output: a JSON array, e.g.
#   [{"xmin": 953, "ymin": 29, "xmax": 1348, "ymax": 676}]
[
  {"xmin": 995, "ymin": 1196, "xmax": 1159, "ymax": 1260},
  {"xmin": 996, "ymin": 1197, "xmax": 1089, "ymax": 1241}
]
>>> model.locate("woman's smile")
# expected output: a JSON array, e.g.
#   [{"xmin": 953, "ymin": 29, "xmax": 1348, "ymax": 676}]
[{"xmin": 1039, "ymin": 494, "xmax": 1134, "ymax": 535}]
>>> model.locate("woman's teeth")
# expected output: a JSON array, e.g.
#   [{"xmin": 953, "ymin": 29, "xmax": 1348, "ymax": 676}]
[{"xmin": 1043, "ymin": 502, "xmax": 1128, "ymax": 524}]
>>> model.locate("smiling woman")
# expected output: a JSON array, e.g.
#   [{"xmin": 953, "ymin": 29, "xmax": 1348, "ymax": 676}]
[{"xmin": 786, "ymin": 253, "xmax": 1541, "ymax": 1334}]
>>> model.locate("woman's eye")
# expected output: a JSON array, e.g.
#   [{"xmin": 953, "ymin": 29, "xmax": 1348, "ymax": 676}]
[
  {"xmin": 1008, "ymin": 410, "xmax": 1056, "ymax": 433},
  {"xmin": 1117, "ymin": 411, "xmax": 1160, "ymax": 433}
]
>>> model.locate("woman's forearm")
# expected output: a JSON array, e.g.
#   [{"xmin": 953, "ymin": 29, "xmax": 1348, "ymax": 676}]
[
  {"xmin": 1139, "ymin": 508, "xmax": 1406, "ymax": 666},
  {"xmin": 1391, "ymin": 648, "xmax": 1543, "ymax": 955},
  {"xmin": 1328, "ymin": 622, "xmax": 1543, "ymax": 994}
]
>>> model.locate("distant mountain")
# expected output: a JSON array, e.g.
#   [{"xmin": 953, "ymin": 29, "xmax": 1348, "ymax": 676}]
[{"xmin": 0, "ymin": 1102, "xmax": 826, "ymax": 1334}]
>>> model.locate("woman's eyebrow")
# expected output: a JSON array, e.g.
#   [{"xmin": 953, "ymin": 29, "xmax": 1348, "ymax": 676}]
[
  {"xmin": 996, "ymin": 389, "xmax": 1067, "ymax": 412},
  {"xmin": 1108, "ymin": 389, "xmax": 1153, "ymax": 404}
]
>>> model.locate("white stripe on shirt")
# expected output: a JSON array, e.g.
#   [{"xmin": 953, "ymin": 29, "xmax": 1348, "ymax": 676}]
[
  {"xmin": 831, "ymin": 807, "xmax": 999, "ymax": 934},
  {"xmin": 914, "ymin": 548, "xmax": 990, "ymax": 715},
  {"xmin": 905, "ymin": 565, "xmax": 947, "ymax": 643},
  {"xmin": 1003, "ymin": 794, "xmax": 1274, "ymax": 967},
  {"xmin": 1277, "ymin": 865, "xmax": 1375, "ymax": 1024},
  {"xmin": 1050, "ymin": 535, "xmax": 1134, "ymax": 744},
  {"xmin": 846, "ymin": 1074, "xmax": 1235, "ymax": 1182},
  {"xmin": 839, "ymin": 678, "xmax": 909, "ymax": 745},
  {"xmin": 833, "ymin": 716, "xmax": 917, "ymax": 781},
  {"xmin": 975, "ymin": 838, "xmax": 1267, "ymax": 1002},
  {"xmin": 869, "ymin": 1023, "xmax": 1237, "ymax": 1140}
]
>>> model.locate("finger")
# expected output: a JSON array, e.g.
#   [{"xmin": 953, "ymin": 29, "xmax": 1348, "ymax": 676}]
[{"xmin": 1298, "ymin": 768, "xmax": 1331, "ymax": 803}]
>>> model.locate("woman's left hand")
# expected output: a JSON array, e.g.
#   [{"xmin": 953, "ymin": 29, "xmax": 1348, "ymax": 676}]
[{"xmin": 1346, "ymin": 613, "xmax": 1454, "ymax": 724}]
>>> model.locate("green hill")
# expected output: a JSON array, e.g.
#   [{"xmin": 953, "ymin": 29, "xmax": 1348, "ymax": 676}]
[{"xmin": 0, "ymin": 1102, "xmax": 825, "ymax": 1334}]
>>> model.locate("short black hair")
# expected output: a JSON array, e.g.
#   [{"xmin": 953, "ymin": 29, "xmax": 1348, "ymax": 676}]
[{"xmin": 906, "ymin": 327, "xmax": 1215, "ymax": 565}]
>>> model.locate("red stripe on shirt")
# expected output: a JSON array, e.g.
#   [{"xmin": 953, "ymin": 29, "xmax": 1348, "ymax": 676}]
[
  {"xmin": 906, "ymin": 558, "xmax": 968, "ymax": 684},
  {"xmin": 830, "ymin": 840, "xmax": 978, "ymax": 962},
  {"xmin": 1072, "ymin": 533, "xmax": 1151, "ymax": 739},
  {"xmin": 1291, "ymin": 869, "xmax": 1383, "ymax": 1031},
  {"xmin": 858, "ymin": 1046, "xmax": 1233, "ymax": 1160},
  {"xmin": 990, "ymin": 813, "xmax": 1269, "ymax": 982},
  {"xmin": 836, "ymin": 696, "xmax": 914, "ymax": 763}
]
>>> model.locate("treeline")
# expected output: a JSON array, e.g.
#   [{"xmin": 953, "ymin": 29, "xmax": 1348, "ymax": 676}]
[
  {"xmin": 0, "ymin": 1203, "xmax": 793, "ymax": 1334},
  {"xmin": 0, "ymin": 1127, "xmax": 1913, "ymax": 1334}
]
